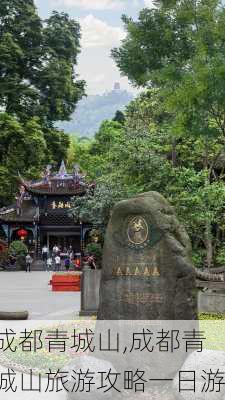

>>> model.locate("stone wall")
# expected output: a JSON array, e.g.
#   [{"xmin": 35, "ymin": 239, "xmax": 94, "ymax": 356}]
[{"xmin": 198, "ymin": 291, "xmax": 225, "ymax": 314}]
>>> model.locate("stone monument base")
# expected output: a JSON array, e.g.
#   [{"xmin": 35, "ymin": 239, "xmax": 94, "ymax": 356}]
[
  {"xmin": 198, "ymin": 290, "xmax": 225, "ymax": 314},
  {"xmin": 79, "ymin": 270, "xmax": 101, "ymax": 317}
]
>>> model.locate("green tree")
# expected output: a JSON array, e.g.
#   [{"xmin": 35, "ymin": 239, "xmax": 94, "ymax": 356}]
[
  {"xmin": 0, "ymin": 113, "xmax": 47, "ymax": 205},
  {"xmin": 0, "ymin": 1, "xmax": 85, "ymax": 205},
  {"xmin": 0, "ymin": 113, "xmax": 46, "ymax": 172},
  {"xmin": 112, "ymin": 0, "xmax": 225, "ymax": 267},
  {"xmin": 38, "ymin": 11, "xmax": 85, "ymax": 123},
  {"xmin": 113, "ymin": 110, "xmax": 125, "ymax": 125},
  {"xmin": 70, "ymin": 181, "xmax": 134, "ymax": 232},
  {"xmin": 90, "ymin": 120, "xmax": 123, "ymax": 156},
  {"xmin": 9, "ymin": 240, "xmax": 28, "ymax": 257},
  {"xmin": 0, "ymin": 0, "xmax": 42, "ymax": 118},
  {"xmin": 0, "ymin": 166, "xmax": 14, "ymax": 206},
  {"xmin": 69, "ymin": 87, "xmax": 225, "ymax": 268},
  {"xmin": 0, "ymin": 2, "xmax": 85, "ymax": 124},
  {"xmin": 112, "ymin": 0, "xmax": 225, "ymax": 143},
  {"xmin": 43, "ymin": 127, "xmax": 70, "ymax": 165},
  {"xmin": 67, "ymin": 120, "xmax": 125, "ymax": 182}
]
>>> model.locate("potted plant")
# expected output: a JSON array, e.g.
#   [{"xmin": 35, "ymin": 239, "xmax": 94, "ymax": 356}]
[{"xmin": 9, "ymin": 240, "xmax": 28, "ymax": 270}]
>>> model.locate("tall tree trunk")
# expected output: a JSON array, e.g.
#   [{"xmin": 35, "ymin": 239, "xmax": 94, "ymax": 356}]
[
  {"xmin": 203, "ymin": 139, "xmax": 213, "ymax": 268},
  {"xmin": 171, "ymin": 138, "xmax": 177, "ymax": 167},
  {"xmin": 205, "ymin": 220, "xmax": 213, "ymax": 268}
]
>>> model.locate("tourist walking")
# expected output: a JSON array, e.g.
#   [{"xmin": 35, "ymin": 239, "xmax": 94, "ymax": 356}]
[
  {"xmin": 69, "ymin": 246, "xmax": 74, "ymax": 261},
  {"xmin": 52, "ymin": 244, "xmax": 59, "ymax": 256},
  {"xmin": 25, "ymin": 253, "xmax": 33, "ymax": 272},
  {"xmin": 54, "ymin": 254, "xmax": 61, "ymax": 271},
  {"xmin": 46, "ymin": 256, "xmax": 53, "ymax": 271},
  {"xmin": 42, "ymin": 245, "xmax": 48, "ymax": 262},
  {"xmin": 64, "ymin": 257, "xmax": 70, "ymax": 272}
]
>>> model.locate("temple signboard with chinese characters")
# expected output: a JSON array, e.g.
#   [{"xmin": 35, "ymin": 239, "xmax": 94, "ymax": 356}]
[
  {"xmin": 0, "ymin": 161, "xmax": 94, "ymax": 256},
  {"xmin": 50, "ymin": 200, "xmax": 71, "ymax": 210},
  {"xmin": 98, "ymin": 191, "xmax": 197, "ymax": 320}
]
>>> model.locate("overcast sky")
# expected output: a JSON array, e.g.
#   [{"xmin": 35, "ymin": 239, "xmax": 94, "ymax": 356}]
[{"xmin": 34, "ymin": 0, "xmax": 154, "ymax": 94}]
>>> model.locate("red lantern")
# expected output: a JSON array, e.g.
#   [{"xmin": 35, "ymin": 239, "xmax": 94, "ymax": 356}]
[{"xmin": 17, "ymin": 229, "xmax": 28, "ymax": 240}]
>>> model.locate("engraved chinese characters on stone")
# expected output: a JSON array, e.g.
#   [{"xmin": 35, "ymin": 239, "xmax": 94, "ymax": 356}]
[
  {"xmin": 98, "ymin": 191, "xmax": 197, "ymax": 320},
  {"xmin": 120, "ymin": 292, "xmax": 163, "ymax": 305},
  {"xmin": 112, "ymin": 263, "xmax": 160, "ymax": 277},
  {"xmin": 127, "ymin": 216, "xmax": 148, "ymax": 245}
]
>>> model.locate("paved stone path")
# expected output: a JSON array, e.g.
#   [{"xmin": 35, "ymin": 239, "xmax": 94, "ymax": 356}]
[{"xmin": 0, "ymin": 272, "xmax": 80, "ymax": 319}]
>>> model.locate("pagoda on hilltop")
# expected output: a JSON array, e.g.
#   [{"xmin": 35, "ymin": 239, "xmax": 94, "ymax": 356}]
[{"xmin": 0, "ymin": 161, "xmax": 94, "ymax": 257}]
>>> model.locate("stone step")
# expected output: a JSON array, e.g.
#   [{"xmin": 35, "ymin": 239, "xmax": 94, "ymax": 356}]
[
  {"xmin": 31, "ymin": 260, "xmax": 70, "ymax": 271},
  {"xmin": 32, "ymin": 260, "xmax": 45, "ymax": 271},
  {"xmin": 0, "ymin": 260, "xmax": 73, "ymax": 271}
]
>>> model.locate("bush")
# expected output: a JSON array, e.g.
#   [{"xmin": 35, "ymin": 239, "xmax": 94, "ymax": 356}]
[
  {"xmin": 0, "ymin": 249, "xmax": 8, "ymax": 268},
  {"xmin": 9, "ymin": 240, "xmax": 28, "ymax": 257},
  {"xmin": 85, "ymin": 243, "xmax": 103, "ymax": 268},
  {"xmin": 215, "ymin": 245, "xmax": 225, "ymax": 266},
  {"xmin": 192, "ymin": 249, "xmax": 205, "ymax": 268}
]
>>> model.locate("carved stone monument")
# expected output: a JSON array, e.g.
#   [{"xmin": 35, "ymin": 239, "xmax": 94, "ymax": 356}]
[
  {"xmin": 98, "ymin": 191, "xmax": 197, "ymax": 320},
  {"xmin": 79, "ymin": 269, "xmax": 102, "ymax": 316}
]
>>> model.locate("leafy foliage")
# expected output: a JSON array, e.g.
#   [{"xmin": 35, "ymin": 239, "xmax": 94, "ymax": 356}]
[
  {"xmin": 70, "ymin": 82, "xmax": 225, "ymax": 267},
  {"xmin": 108, "ymin": 0, "xmax": 225, "ymax": 267},
  {"xmin": 113, "ymin": 0, "xmax": 225, "ymax": 141},
  {"xmin": 0, "ymin": 1, "xmax": 84, "ymax": 205},
  {"xmin": 85, "ymin": 243, "xmax": 103, "ymax": 267},
  {"xmin": 2, "ymin": 0, "xmax": 225, "ymax": 271},
  {"xmin": 0, "ymin": 2, "xmax": 85, "ymax": 123},
  {"xmin": 9, "ymin": 240, "xmax": 28, "ymax": 257},
  {"xmin": 70, "ymin": 181, "xmax": 133, "ymax": 231}
]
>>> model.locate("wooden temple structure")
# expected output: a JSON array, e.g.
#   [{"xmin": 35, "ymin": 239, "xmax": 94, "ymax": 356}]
[{"xmin": 0, "ymin": 162, "xmax": 94, "ymax": 257}]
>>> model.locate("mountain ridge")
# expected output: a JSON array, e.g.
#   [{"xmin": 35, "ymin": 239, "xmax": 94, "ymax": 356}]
[{"xmin": 57, "ymin": 84, "xmax": 133, "ymax": 137}]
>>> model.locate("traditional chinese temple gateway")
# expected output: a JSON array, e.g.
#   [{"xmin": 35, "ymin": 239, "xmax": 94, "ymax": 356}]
[{"xmin": 0, "ymin": 162, "xmax": 93, "ymax": 256}]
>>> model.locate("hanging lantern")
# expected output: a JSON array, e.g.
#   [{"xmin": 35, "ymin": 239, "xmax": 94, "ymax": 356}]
[{"xmin": 17, "ymin": 229, "xmax": 28, "ymax": 240}]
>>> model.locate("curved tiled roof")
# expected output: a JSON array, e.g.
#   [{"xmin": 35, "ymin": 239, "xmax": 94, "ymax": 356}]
[
  {"xmin": 19, "ymin": 161, "xmax": 91, "ymax": 195},
  {"xmin": 0, "ymin": 200, "xmax": 38, "ymax": 222}
]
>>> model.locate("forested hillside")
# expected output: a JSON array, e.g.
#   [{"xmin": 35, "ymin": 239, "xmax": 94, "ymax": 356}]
[{"xmin": 57, "ymin": 85, "xmax": 133, "ymax": 137}]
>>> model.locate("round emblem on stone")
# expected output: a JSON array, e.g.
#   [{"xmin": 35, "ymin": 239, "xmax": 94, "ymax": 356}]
[{"xmin": 127, "ymin": 216, "xmax": 148, "ymax": 245}]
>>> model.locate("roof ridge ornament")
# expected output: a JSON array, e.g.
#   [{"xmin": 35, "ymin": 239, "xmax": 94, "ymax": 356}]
[
  {"xmin": 43, "ymin": 164, "xmax": 52, "ymax": 184},
  {"xmin": 58, "ymin": 160, "xmax": 67, "ymax": 177}
]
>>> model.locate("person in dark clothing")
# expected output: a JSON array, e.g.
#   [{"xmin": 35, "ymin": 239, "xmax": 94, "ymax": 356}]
[{"xmin": 64, "ymin": 257, "xmax": 70, "ymax": 272}]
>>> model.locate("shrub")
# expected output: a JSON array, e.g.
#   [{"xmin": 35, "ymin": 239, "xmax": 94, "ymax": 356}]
[
  {"xmin": 0, "ymin": 249, "xmax": 8, "ymax": 268},
  {"xmin": 215, "ymin": 245, "xmax": 225, "ymax": 266},
  {"xmin": 85, "ymin": 243, "xmax": 103, "ymax": 267},
  {"xmin": 9, "ymin": 240, "xmax": 28, "ymax": 257},
  {"xmin": 192, "ymin": 249, "xmax": 205, "ymax": 268}
]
